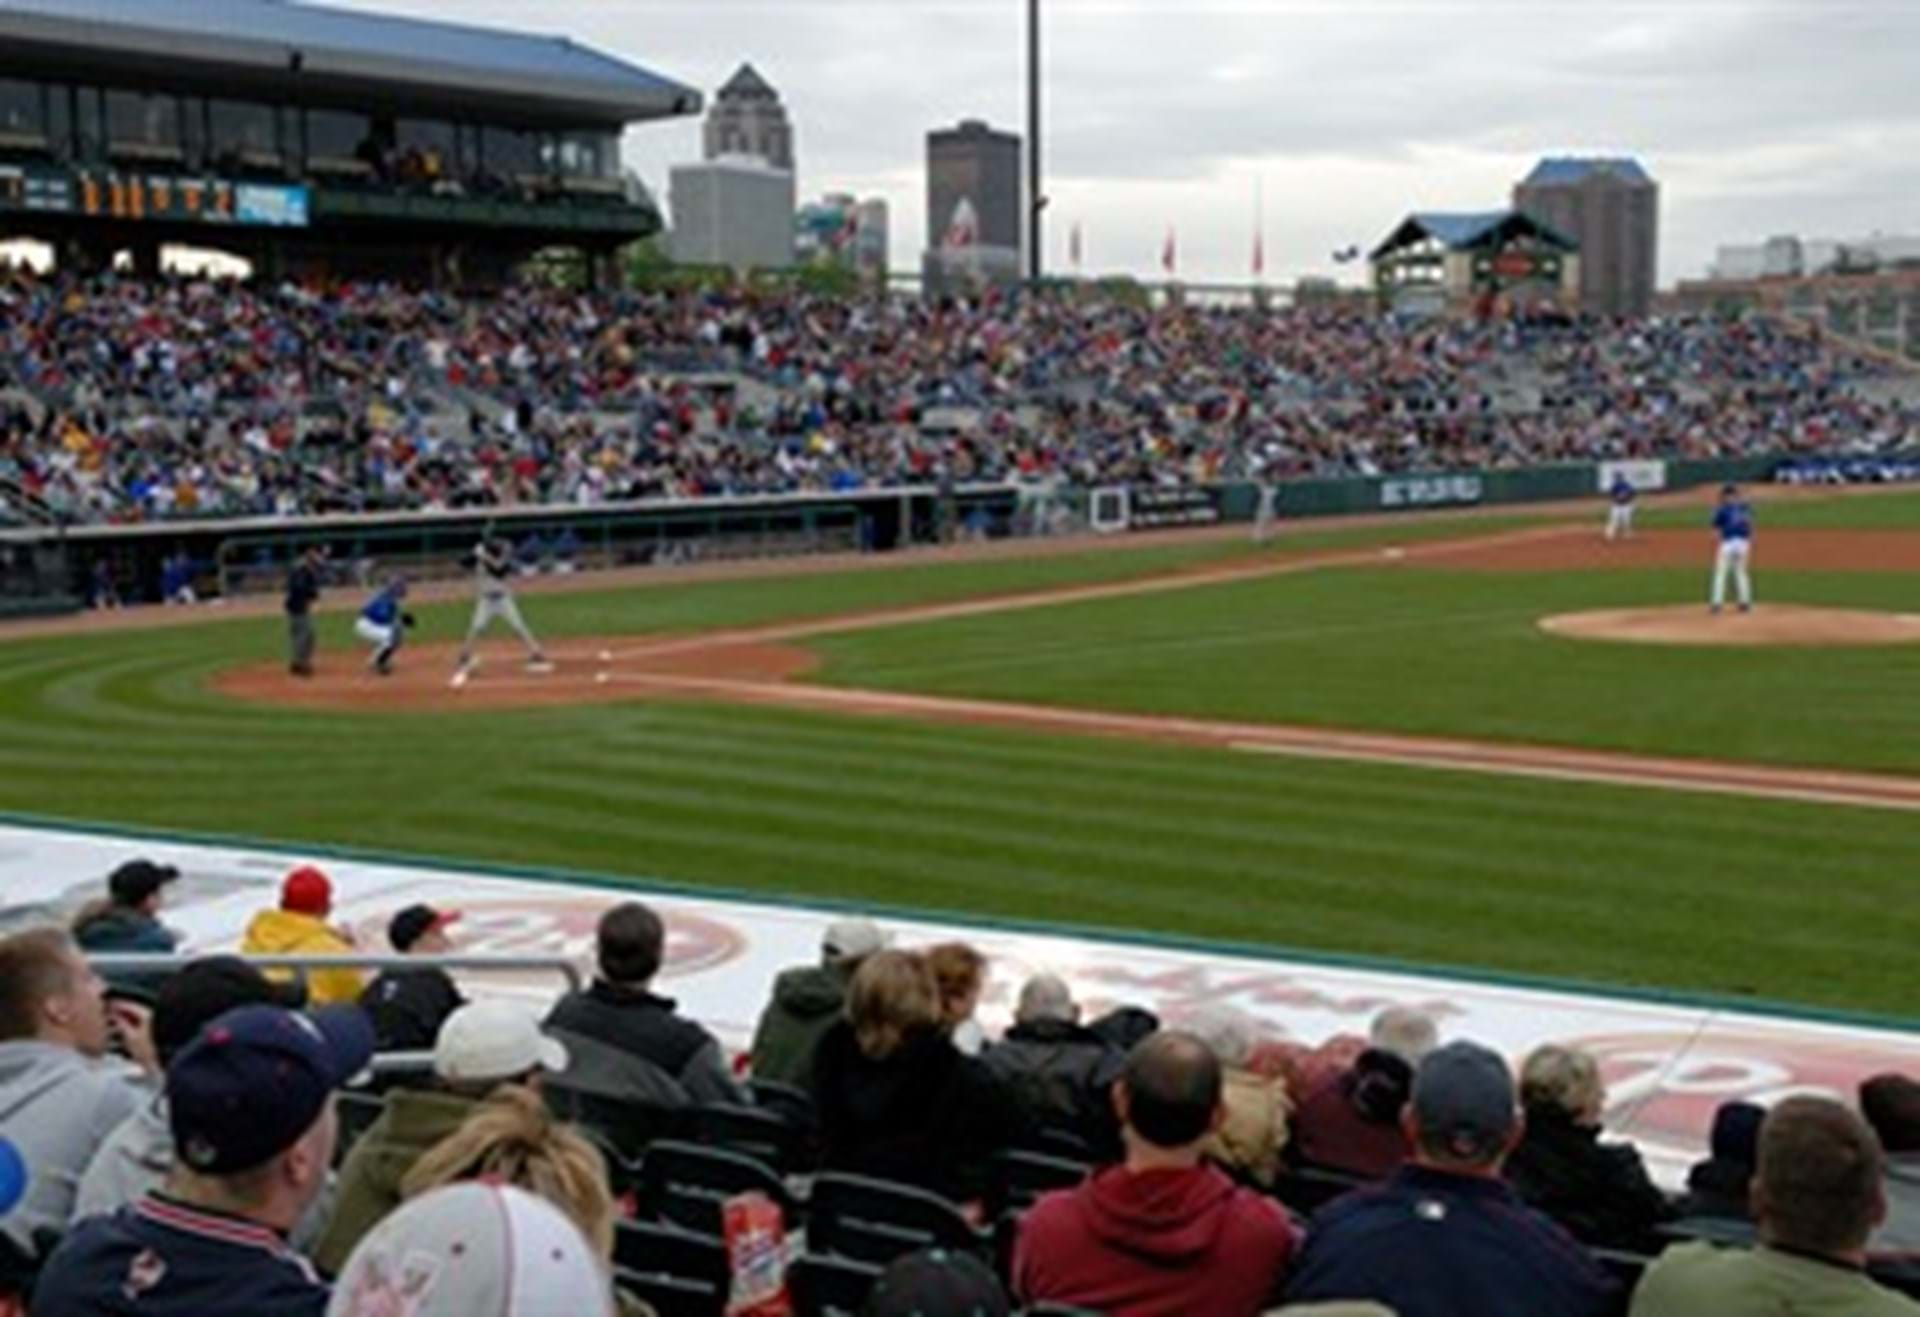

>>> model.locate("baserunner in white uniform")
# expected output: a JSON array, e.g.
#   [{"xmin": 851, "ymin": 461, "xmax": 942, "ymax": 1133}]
[{"xmin": 451, "ymin": 537, "xmax": 549, "ymax": 688}]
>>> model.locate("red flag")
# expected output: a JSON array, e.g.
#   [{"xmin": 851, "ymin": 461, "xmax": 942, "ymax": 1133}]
[{"xmin": 1162, "ymin": 226, "xmax": 1177, "ymax": 275}]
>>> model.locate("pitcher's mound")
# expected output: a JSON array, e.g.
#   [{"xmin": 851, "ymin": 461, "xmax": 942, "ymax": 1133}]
[{"xmin": 1541, "ymin": 604, "xmax": 1920, "ymax": 647}]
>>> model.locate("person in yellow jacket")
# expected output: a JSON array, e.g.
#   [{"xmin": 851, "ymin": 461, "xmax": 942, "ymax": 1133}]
[{"xmin": 240, "ymin": 865, "xmax": 366, "ymax": 1006}]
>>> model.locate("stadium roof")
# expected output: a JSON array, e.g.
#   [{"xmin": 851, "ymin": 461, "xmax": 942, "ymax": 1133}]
[
  {"xmin": 1521, "ymin": 157, "xmax": 1653, "ymax": 187},
  {"xmin": 0, "ymin": 0, "xmax": 702, "ymax": 123},
  {"xmin": 1371, "ymin": 210, "xmax": 1578, "ymax": 260}
]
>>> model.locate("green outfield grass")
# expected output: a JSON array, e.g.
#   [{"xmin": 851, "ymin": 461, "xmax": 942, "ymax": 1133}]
[
  {"xmin": 1642, "ymin": 485, "xmax": 1920, "ymax": 530},
  {"xmin": 2, "ymin": 493, "xmax": 1918, "ymax": 1018}
]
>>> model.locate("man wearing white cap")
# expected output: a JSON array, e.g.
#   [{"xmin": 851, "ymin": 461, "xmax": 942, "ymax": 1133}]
[
  {"xmin": 748, "ymin": 916, "xmax": 889, "ymax": 1090},
  {"xmin": 327, "ymin": 1182, "xmax": 613, "ymax": 1317},
  {"xmin": 313, "ymin": 1001, "xmax": 567, "ymax": 1275}
]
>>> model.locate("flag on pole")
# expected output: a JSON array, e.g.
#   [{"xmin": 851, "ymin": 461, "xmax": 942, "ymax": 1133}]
[
  {"xmin": 1069, "ymin": 221, "xmax": 1083, "ymax": 272},
  {"xmin": 1162, "ymin": 226, "xmax": 1177, "ymax": 275},
  {"xmin": 1253, "ymin": 229, "xmax": 1265, "ymax": 279},
  {"xmin": 1253, "ymin": 178, "xmax": 1266, "ymax": 279}
]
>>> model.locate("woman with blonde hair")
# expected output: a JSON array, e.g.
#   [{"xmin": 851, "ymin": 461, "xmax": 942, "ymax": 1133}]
[
  {"xmin": 1504, "ymin": 1043, "xmax": 1674, "ymax": 1247},
  {"xmin": 810, "ymin": 949, "xmax": 1027, "ymax": 1203},
  {"xmin": 1188, "ymin": 1004, "xmax": 1292, "ymax": 1188}
]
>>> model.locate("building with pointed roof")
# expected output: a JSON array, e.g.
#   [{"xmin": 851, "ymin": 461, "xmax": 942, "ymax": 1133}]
[
  {"xmin": 1513, "ymin": 156, "xmax": 1659, "ymax": 317},
  {"xmin": 1371, "ymin": 210, "xmax": 1580, "ymax": 316},
  {"xmin": 703, "ymin": 63, "xmax": 793, "ymax": 172}
]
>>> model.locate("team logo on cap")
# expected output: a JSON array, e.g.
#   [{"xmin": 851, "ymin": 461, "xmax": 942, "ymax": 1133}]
[
  {"xmin": 182, "ymin": 1135, "xmax": 220, "ymax": 1170},
  {"xmin": 340, "ymin": 1247, "xmax": 439, "ymax": 1316}
]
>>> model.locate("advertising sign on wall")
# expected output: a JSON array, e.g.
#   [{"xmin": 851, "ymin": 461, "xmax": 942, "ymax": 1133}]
[{"xmin": 1597, "ymin": 459, "xmax": 1669, "ymax": 493}]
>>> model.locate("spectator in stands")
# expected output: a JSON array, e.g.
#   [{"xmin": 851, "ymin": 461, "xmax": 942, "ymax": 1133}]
[
  {"xmin": 0, "ymin": 928, "xmax": 150, "ymax": 1255},
  {"xmin": 981, "ymin": 973, "xmax": 1123, "ymax": 1157},
  {"xmin": 1012, "ymin": 1030, "xmax": 1299, "ymax": 1316},
  {"xmin": 325, "ymin": 1182, "xmax": 616, "ymax": 1317},
  {"xmin": 72, "ymin": 859, "xmax": 183, "ymax": 1000},
  {"xmin": 544, "ymin": 901, "xmax": 746, "ymax": 1106},
  {"xmin": 1863, "ymin": 1073, "xmax": 1920, "ymax": 1255},
  {"xmin": 1289, "ymin": 1040, "xmax": 1419, "ymax": 1179},
  {"xmin": 1184, "ymin": 1004, "xmax": 1291, "ymax": 1188},
  {"xmin": 1674, "ymin": 1100, "xmax": 1764, "ymax": 1228},
  {"xmin": 811, "ymin": 949, "xmax": 1026, "ymax": 1203},
  {"xmin": 33, "ymin": 1003, "xmax": 373, "ymax": 1317},
  {"xmin": 1284, "ymin": 1040, "xmax": 1615, "ymax": 1317},
  {"xmin": 1371, "ymin": 1006, "xmax": 1439, "ymax": 1066},
  {"xmin": 314, "ymin": 999, "xmax": 567, "ymax": 1274},
  {"xmin": 925, "ymin": 942, "xmax": 989, "ymax": 1055},
  {"xmin": 241, "ymin": 867, "xmax": 365, "ymax": 1007},
  {"xmin": 1632, "ymin": 1096, "xmax": 1920, "ymax": 1315},
  {"xmin": 1505, "ymin": 1043, "xmax": 1674, "ymax": 1246},
  {"xmin": 358, "ymin": 904, "xmax": 465, "ymax": 1052},
  {"xmin": 285, "ymin": 547, "xmax": 324, "ymax": 679},
  {"xmin": 749, "ymin": 916, "xmax": 887, "ymax": 1091},
  {"xmin": 73, "ymin": 957, "xmax": 330, "ymax": 1250},
  {"xmin": 865, "ymin": 1247, "xmax": 1011, "ymax": 1317}
]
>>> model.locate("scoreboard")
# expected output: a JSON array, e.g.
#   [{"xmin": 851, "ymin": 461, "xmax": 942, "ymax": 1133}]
[{"xmin": 0, "ymin": 165, "xmax": 307, "ymax": 228}]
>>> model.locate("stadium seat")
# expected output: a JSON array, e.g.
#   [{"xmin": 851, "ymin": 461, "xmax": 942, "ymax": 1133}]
[
  {"xmin": 688, "ymin": 1101, "xmax": 809, "ymax": 1176},
  {"xmin": 786, "ymin": 1252, "xmax": 883, "ymax": 1317},
  {"xmin": 545, "ymin": 1084, "xmax": 685, "ymax": 1164},
  {"xmin": 806, "ymin": 1173, "xmax": 989, "ymax": 1266},
  {"xmin": 984, "ymin": 1149, "xmax": 1090, "ymax": 1219},
  {"xmin": 747, "ymin": 1077, "xmax": 819, "ymax": 1126},
  {"xmin": 635, "ymin": 1139, "xmax": 797, "ymax": 1237},
  {"xmin": 612, "ymin": 1221, "xmax": 729, "ymax": 1317}
]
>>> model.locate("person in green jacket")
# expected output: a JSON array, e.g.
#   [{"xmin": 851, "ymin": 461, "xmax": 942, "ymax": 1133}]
[
  {"xmin": 1631, "ymin": 1096, "xmax": 1920, "ymax": 1316},
  {"xmin": 312, "ymin": 998, "xmax": 568, "ymax": 1275},
  {"xmin": 748, "ymin": 916, "xmax": 888, "ymax": 1091}
]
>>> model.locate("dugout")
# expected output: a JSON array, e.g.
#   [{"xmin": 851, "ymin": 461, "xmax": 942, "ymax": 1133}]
[
  {"xmin": 1371, "ymin": 211, "xmax": 1580, "ymax": 317},
  {"xmin": 0, "ymin": 0, "xmax": 701, "ymax": 285}
]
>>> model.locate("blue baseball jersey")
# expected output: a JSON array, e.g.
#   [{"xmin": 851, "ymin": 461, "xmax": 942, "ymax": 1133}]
[
  {"xmin": 1713, "ymin": 502, "xmax": 1753, "ymax": 542},
  {"xmin": 1610, "ymin": 478, "xmax": 1636, "ymax": 505},
  {"xmin": 360, "ymin": 587, "xmax": 403, "ymax": 626}
]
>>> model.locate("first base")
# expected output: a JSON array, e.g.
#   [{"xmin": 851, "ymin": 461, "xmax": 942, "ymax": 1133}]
[{"xmin": 449, "ymin": 670, "xmax": 469, "ymax": 690}]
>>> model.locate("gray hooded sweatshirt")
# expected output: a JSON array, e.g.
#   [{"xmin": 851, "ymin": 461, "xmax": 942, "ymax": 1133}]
[{"xmin": 0, "ymin": 1039, "xmax": 148, "ymax": 1252}]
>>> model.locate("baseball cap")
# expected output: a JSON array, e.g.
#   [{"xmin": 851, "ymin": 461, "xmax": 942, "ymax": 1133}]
[
  {"xmin": 108, "ymin": 858, "xmax": 180, "ymax": 906},
  {"xmin": 389, "ymin": 904, "xmax": 460, "ymax": 952},
  {"xmin": 863, "ymin": 1247, "xmax": 1011, "ymax": 1317},
  {"xmin": 433, "ymin": 1000, "xmax": 569, "ymax": 1085},
  {"xmin": 326, "ymin": 1182, "xmax": 614, "ymax": 1317},
  {"xmin": 0, "ymin": 1137, "xmax": 25, "ymax": 1219},
  {"xmin": 822, "ymin": 916, "xmax": 888, "ymax": 962},
  {"xmin": 152, "ymin": 955, "xmax": 304, "ymax": 1064},
  {"xmin": 168, "ymin": 1003, "xmax": 375, "ymax": 1175},
  {"xmin": 282, "ymin": 865, "xmax": 334, "ymax": 916},
  {"xmin": 1411, "ymin": 1040, "xmax": 1518, "ymax": 1162}
]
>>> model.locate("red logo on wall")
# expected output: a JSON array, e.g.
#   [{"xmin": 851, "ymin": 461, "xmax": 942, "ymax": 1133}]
[{"xmin": 353, "ymin": 896, "xmax": 748, "ymax": 980}]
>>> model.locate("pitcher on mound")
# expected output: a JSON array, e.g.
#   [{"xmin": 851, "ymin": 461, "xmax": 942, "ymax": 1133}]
[{"xmin": 451, "ymin": 535, "xmax": 550, "ymax": 688}]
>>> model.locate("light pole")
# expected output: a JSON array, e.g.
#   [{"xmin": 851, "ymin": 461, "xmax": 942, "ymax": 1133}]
[{"xmin": 1027, "ymin": 0, "xmax": 1043, "ymax": 283}]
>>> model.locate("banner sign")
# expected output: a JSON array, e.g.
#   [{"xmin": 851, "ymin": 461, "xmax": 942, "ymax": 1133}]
[
  {"xmin": 1126, "ymin": 486, "xmax": 1222, "ymax": 531},
  {"xmin": 235, "ymin": 183, "xmax": 311, "ymax": 228},
  {"xmin": 1775, "ymin": 454, "xmax": 1920, "ymax": 486},
  {"xmin": 5, "ymin": 819, "xmax": 1918, "ymax": 1188},
  {"xmin": 0, "ymin": 165, "xmax": 310, "ymax": 228},
  {"xmin": 1597, "ymin": 459, "xmax": 1669, "ymax": 494},
  {"xmin": 1380, "ymin": 474, "xmax": 1483, "ymax": 510}
]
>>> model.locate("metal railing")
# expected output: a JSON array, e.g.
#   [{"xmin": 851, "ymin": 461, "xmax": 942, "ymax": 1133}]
[{"xmin": 87, "ymin": 952, "xmax": 584, "ymax": 996}]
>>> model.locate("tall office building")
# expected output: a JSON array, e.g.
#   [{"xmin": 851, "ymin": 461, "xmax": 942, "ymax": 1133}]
[
  {"xmin": 670, "ymin": 156, "xmax": 794, "ymax": 270},
  {"xmin": 924, "ymin": 119, "xmax": 1022, "ymax": 287},
  {"xmin": 703, "ymin": 63, "xmax": 793, "ymax": 172},
  {"xmin": 1512, "ymin": 157, "xmax": 1659, "ymax": 317}
]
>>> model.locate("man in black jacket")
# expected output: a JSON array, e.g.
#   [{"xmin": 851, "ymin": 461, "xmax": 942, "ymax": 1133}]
[
  {"xmin": 284, "ymin": 546, "xmax": 324, "ymax": 677},
  {"xmin": 982, "ymin": 973, "xmax": 1123, "ymax": 1156},
  {"xmin": 543, "ymin": 901, "xmax": 746, "ymax": 1106},
  {"xmin": 359, "ymin": 905, "xmax": 465, "ymax": 1053}
]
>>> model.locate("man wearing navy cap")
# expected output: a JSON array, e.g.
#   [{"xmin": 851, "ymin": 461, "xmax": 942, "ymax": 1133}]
[
  {"xmin": 33, "ymin": 1004, "xmax": 373, "ymax": 1316},
  {"xmin": 1283, "ymin": 1040, "xmax": 1615, "ymax": 1317},
  {"xmin": 357, "ymin": 904, "xmax": 465, "ymax": 1053}
]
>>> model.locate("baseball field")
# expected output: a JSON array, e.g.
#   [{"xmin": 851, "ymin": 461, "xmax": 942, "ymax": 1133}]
[{"xmin": 5, "ymin": 485, "xmax": 1920, "ymax": 1020}]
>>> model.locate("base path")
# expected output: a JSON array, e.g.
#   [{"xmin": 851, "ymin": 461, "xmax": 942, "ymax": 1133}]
[{"xmin": 1543, "ymin": 604, "xmax": 1920, "ymax": 647}]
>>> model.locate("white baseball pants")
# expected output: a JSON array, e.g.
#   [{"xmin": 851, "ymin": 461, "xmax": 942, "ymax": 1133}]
[{"xmin": 1711, "ymin": 539, "xmax": 1753, "ymax": 609}]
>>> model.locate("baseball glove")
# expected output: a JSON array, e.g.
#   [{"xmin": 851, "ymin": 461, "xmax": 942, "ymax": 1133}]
[{"xmin": 401, "ymin": 612, "xmax": 417, "ymax": 629}]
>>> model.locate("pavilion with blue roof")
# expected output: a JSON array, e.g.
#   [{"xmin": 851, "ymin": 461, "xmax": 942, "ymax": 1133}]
[{"xmin": 1369, "ymin": 209, "xmax": 1580, "ymax": 316}]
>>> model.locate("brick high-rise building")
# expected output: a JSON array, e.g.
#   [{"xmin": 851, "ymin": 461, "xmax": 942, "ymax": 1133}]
[
  {"xmin": 1513, "ymin": 157, "xmax": 1658, "ymax": 317},
  {"xmin": 924, "ymin": 119, "xmax": 1022, "ymax": 288}
]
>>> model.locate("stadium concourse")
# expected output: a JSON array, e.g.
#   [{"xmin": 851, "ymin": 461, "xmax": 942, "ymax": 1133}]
[{"xmin": 2, "ymin": 274, "xmax": 1918, "ymax": 527}]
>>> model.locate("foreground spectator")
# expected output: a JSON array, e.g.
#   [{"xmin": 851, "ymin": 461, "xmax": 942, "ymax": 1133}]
[
  {"xmin": 812, "ymin": 949, "xmax": 1025, "ymax": 1203},
  {"xmin": 1012, "ymin": 1030, "xmax": 1298, "ymax": 1316},
  {"xmin": 0, "ymin": 928, "xmax": 149, "ymax": 1253},
  {"xmin": 1289, "ymin": 1044, "xmax": 1417, "ymax": 1179},
  {"xmin": 925, "ymin": 942, "xmax": 989, "ymax": 1055},
  {"xmin": 1632, "ymin": 1096, "xmax": 1920, "ymax": 1315},
  {"xmin": 0, "ymin": 1136, "xmax": 26, "ymax": 1313},
  {"xmin": 544, "ymin": 901, "xmax": 746, "ymax": 1106},
  {"xmin": 241, "ymin": 867, "xmax": 365, "ymax": 1006},
  {"xmin": 315, "ymin": 999, "xmax": 567, "ymax": 1273},
  {"xmin": 358, "ymin": 904, "xmax": 466, "ymax": 1052},
  {"xmin": 1864, "ymin": 1073, "xmax": 1920, "ymax": 1255},
  {"xmin": 72, "ymin": 956, "xmax": 328, "ymax": 1248},
  {"xmin": 865, "ymin": 1246, "xmax": 1011, "ymax": 1316},
  {"xmin": 1505, "ymin": 1043, "xmax": 1673, "ymax": 1246},
  {"xmin": 748, "ymin": 916, "xmax": 887, "ymax": 1090},
  {"xmin": 981, "ymin": 973, "xmax": 1123, "ymax": 1157},
  {"xmin": 1284, "ymin": 1040, "xmax": 1614, "ymax": 1317},
  {"xmin": 1183, "ymin": 1005, "xmax": 1290, "ymax": 1188},
  {"xmin": 34, "ymin": 1003, "xmax": 373, "ymax": 1316},
  {"xmin": 72, "ymin": 859, "xmax": 183, "ymax": 1000},
  {"xmin": 326, "ymin": 1182, "xmax": 615, "ymax": 1317},
  {"xmin": 1675, "ymin": 1100, "xmax": 1764, "ymax": 1227}
]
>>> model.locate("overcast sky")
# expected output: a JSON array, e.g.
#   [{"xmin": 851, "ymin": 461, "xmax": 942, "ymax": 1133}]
[{"xmin": 334, "ymin": 0, "xmax": 1920, "ymax": 286}]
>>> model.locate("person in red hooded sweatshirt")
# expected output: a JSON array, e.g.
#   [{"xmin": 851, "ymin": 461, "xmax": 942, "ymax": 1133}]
[{"xmin": 1012, "ymin": 1030, "xmax": 1300, "ymax": 1317}]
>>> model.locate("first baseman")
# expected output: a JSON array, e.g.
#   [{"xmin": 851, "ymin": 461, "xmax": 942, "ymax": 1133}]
[
  {"xmin": 451, "ymin": 536, "xmax": 549, "ymax": 688},
  {"xmin": 1710, "ymin": 483, "xmax": 1754, "ymax": 613}
]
